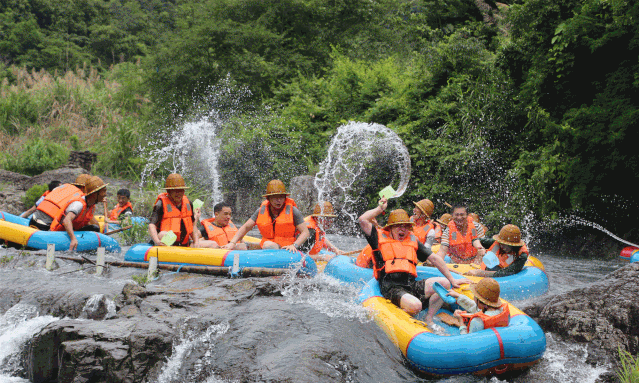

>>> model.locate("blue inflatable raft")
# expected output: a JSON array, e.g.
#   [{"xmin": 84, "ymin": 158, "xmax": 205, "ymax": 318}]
[
  {"xmin": 360, "ymin": 278, "xmax": 546, "ymax": 376},
  {"xmin": 0, "ymin": 211, "xmax": 120, "ymax": 252},
  {"xmin": 124, "ymin": 243, "xmax": 317, "ymax": 276}
]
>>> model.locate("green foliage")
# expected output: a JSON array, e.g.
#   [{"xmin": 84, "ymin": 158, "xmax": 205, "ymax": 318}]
[
  {"xmin": 617, "ymin": 348, "xmax": 639, "ymax": 383},
  {"xmin": 118, "ymin": 220, "xmax": 149, "ymax": 246},
  {"xmin": 92, "ymin": 115, "xmax": 146, "ymax": 178},
  {"xmin": 2, "ymin": 138, "xmax": 69, "ymax": 176},
  {"xmin": 22, "ymin": 183, "xmax": 48, "ymax": 208}
]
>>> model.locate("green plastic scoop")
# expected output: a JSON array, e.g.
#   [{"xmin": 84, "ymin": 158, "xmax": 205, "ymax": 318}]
[
  {"xmin": 193, "ymin": 199, "xmax": 204, "ymax": 210},
  {"xmin": 160, "ymin": 230, "xmax": 177, "ymax": 246},
  {"xmin": 378, "ymin": 185, "xmax": 397, "ymax": 199}
]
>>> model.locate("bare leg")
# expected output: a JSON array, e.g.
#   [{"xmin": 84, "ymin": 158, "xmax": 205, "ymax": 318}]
[
  {"xmin": 261, "ymin": 241, "xmax": 282, "ymax": 250},
  {"xmin": 422, "ymin": 277, "xmax": 451, "ymax": 325},
  {"xmin": 399, "ymin": 293, "xmax": 422, "ymax": 316}
]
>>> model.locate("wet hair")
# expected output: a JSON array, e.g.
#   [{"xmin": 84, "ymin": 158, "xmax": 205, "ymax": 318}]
[
  {"xmin": 48, "ymin": 180, "xmax": 61, "ymax": 191},
  {"xmin": 116, "ymin": 188, "xmax": 131, "ymax": 198},
  {"xmin": 450, "ymin": 204, "xmax": 467, "ymax": 214},
  {"xmin": 214, "ymin": 202, "xmax": 232, "ymax": 214}
]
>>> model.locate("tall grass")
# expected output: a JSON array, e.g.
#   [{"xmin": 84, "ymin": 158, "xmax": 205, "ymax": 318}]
[
  {"xmin": 617, "ymin": 348, "xmax": 639, "ymax": 383},
  {"xmin": 0, "ymin": 62, "xmax": 151, "ymax": 177}
]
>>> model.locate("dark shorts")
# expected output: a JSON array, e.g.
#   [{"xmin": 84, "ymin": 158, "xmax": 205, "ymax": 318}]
[{"xmin": 380, "ymin": 277, "xmax": 427, "ymax": 307}]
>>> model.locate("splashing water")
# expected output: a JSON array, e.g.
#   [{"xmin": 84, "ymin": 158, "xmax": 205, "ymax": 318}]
[
  {"xmin": 141, "ymin": 76, "xmax": 254, "ymax": 203},
  {"xmin": 314, "ymin": 121, "xmax": 411, "ymax": 234},
  {"xmin": 560, "ymin": 215, "xmax": 639, "ymax": 248}
]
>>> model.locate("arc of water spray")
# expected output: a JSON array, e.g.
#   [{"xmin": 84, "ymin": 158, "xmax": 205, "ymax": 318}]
[{"xmin": 571, "ymin": 217, "xmax": 639, "ymax": 249}]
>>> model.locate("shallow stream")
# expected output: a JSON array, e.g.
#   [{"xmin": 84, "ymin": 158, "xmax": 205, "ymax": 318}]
[{"xmin": 0, "ymin": 234, "xmax": 625, "ymax": 383}]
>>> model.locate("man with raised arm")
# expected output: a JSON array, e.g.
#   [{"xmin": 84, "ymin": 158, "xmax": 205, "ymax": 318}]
[{"xmin": 223, "ymin": 180, "xmax": 309, "ymax": 253}]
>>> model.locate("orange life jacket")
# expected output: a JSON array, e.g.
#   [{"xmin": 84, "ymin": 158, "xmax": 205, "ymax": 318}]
[
  {"xmin": 373, "ymin": 228, "xmax": 419, "ymax": 279},
  {"xmin": 155, "ymin": 193, "xmax": 193, "ymax": 246},
  {"xmin": 201, "ymin": 218, "xmax": 238, "ymax": 246},
  {"xmin": 304, "ymin": 216, "xmax": 327, "ymax": 255},
  {"xmin": 71, "ymin": 204, "xmax": 95, "ymax": 231},
  {"xmin": 255, "ymin": 198, "xmax": 298, "ymax": 248},
  {"xmin": 481, "ymin": 242, "xmax": 529, "ymax": 270},
  {"xmin": 109, "ymin": 202, "xmax": 133, "ymax": 220},
  {"xmin": 355, "ymin": 245, "xmax": 374, "ymax": 268},
  {"xmin": 413, "ymin": 219, "xmax": 440, "ymax": 244},
  {"xmin": 459, "ymin": 303, "xmax": 510, "ymax": 330},
  {"xmin": 36, "ymin": 183, "xmax": 85, "ymax": 231},
  {"xmin": 447, "ymin": 217, "xmax": 478, "ymax": 263}
]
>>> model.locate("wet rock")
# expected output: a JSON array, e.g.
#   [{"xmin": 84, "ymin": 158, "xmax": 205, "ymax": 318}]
[
  {"xmin": 26, "ymin": 318, "xmax": 173, "ymax": 383},
  {"xmin": 528, "ymin": 263, "xmax": 639, "ymax": 365},
  {"xmin": 80, "ymin": 294, "xmax": 116, "ymax": 320}
]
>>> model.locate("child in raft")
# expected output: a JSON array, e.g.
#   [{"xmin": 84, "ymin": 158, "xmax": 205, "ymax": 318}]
[
  {"xmin": 20, "ymin": 180, "xmax": 61, "ymax": 218},
  {"xmin": 106, "ymin": 188, "xmax": 133, "ymax": 223},
  {"xmin": 445, "ymin": 277, "xmax": 510, "ymax": 334}
]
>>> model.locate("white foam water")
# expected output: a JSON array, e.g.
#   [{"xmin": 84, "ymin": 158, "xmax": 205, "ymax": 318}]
[
  {"xmin": 314, "ymin": 121, "xmax": 411, "ymax": 233},
  {"xmin": 0, "ymin": 304, "xmax": 58, "ymax": 382}
]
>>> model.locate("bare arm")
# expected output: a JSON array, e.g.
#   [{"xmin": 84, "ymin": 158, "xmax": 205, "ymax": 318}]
[
  {"xmin": 62, "ymin": 212, "xmax": 78, "ymax": 251},
  {"xmin": 323, "ymin": 237, "xmax": 343, "ymax": 255},
  {"xmin": 148, "ymin": 223, "xmax": 165, "ymax": 246},
  {"xmin": 20, "ymin": 205, "xmax": 37, "ymax": 218},
  {"xmin": 359, "ymin": 198, "xmax": 387, "ymax": 236},
  {"xmin": 223, "ymin": 218, "xmax": 255, "ymax": 249},
  {"xmin": 428, "ymin": 252, "xmax": 470, "ymax": 288},
  {"xmin": 472, "ymin": 239, "xmax": 486, "ymax": 263}
]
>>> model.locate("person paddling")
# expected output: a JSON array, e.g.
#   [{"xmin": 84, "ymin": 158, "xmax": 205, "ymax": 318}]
[
  {"xmin": 302, "ymin": 201, "xmax": 344, "ymax": 261},
  {"xmin": 199, "ymin": 202, "xmax": 247, "ymax": 250},
  {"xmin": 463, "ymin": 224, "xmax": 529, "ymax": 277},
  {"xmin": 446, "ymin": 277, "xmax": 510, "ymax": 334},
  {"xmin": 359, "ymin": 197, "xmax": 469, "ymax": 332},
  {"xmin": 148, "ymin": 173, "xmax": 199, "ymax": 247},
  {"xmin": 223, "ymin": 180, "xmax": 309, "ymax": 252},
  {"xmin": 435, "ymin": 204, "xmax": 486, "ymax": 264}
]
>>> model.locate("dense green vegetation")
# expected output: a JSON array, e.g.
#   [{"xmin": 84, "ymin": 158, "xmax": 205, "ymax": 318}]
[{"xmin": 1, "ymin": 0, "xmax": 637, "ymax": 236}]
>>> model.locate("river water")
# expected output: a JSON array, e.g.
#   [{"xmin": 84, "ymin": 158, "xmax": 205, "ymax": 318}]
[{"xmin": 0, "ymin": 234, "xmax": 624, "ymax": 383}]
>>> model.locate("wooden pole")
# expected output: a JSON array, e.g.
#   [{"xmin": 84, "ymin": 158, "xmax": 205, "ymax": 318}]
[
  {"xmin": 147, "ymin": 256, "xmax": 158, "ymax": 281},
  {"xmin": 342, "ymin": 248, "xmax": 365, "ymax": 256},
  {"xmin": 95, "ymin": 247, "xmax": 105, "ymax": 276},
  {"xmin": 105, "ymin": 225, "xmax": 133, "ymax": 235},
  {"xmin": 45, "ymin": 243, "xmax": 55, "ymax": 271}
]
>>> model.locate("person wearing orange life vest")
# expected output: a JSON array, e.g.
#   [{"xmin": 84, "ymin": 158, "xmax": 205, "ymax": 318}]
[
  {"xmin": 20, "ymin": 180, "xmax": 61, "ymax": 218},
  {"xmin": 435, "ymin": 204, "xmax": 486, "ymax": 264},
  {"xmin": 359, "ymin": 197, "xmax": 470, "ymax": 332},
  {"xmin": 30, "ymin": 176, "xmax": 108, "ymax": 251},
  {"xmin": 463, "ymin": 224, "xmax": 529, "ymax": 278},
  {"xmin": 68, "ymin": 174, "xmax": 103, "ymax": 232},
  {"xmin": 106, "ymin": 188, "xmax": 133, "ymax": 223},
  {"xmin": 411, "ymin": 199, "xmax": 441, "ymax": 250},
  {"xmin": 223, "ymin": 180, "xmax": 309, "ymax": 252},
  {"xmin": 148, "ymin": 174, "xmax": 199, "ymax": 247},
  {"xmin": 446, "ymin": 277, "xmax": 510, "ymax": 334},
  {"xmin": 198, "ymin": 202, "xmax": 247, "ymax": 250},
  {"xmin": 302, "ymin": 201, "xmax": 345, "ymax": 261}
]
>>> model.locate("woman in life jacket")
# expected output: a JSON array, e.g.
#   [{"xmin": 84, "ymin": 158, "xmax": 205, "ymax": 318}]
[
  {"xmin": 302, "ymin": 201, "xmax": 345, "ymax": 261},
  {"xmin": 411, "ymin": 198, "xmax": 441, "ymax": 251},
  {"xmin": 223, "ymin": 180, "xmax": 310, "ymax": 252},
  {"xmin": 358, "ymin": 197, "xmax": 470, "ymax": 333},
  {"xmin": 463, "ymin": 224, "xmax": 529, "ymax": 277},
  {"xmin": 148, "ymin": 174, "xmax": 199, "ymax": 247},
  {"xmin": 446, "ymin": 277, "xmax": 510, "ymax": 334},
  {"xmin": 434, "ymin": 205, "xmax": 487, "ymax": 264},
  {"xmin": 199, "ymin": 202, "xmax": 247, "ymax": 250}
]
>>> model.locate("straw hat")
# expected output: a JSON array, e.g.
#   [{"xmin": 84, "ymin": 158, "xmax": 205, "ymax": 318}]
[
  {"xmin": 164, "ymin": 173, "xmax": 189, "ymax": 190},
  {"xmin": 84, "ymin": 176, "xmax": 108, "ymax": 195},
  {"xmin": 437, "ymin": 213, "xmax": 452, "ymax": 226},
  {"xmin": 413, "ymin": 199, "xmax": 434, "ymax": 217},
  {"xmin": 263, "ymin": 179, "xmax": 289, "ymax": 197},
  {"xmin": 469, "ymin": 213, "xmax": 481, "ymax": 222},
  {"xmin": 470, "ymin": 278, "xmax": 502, "ymax": 308},
  {"xmin": 383, "ymin": 209, "xmax": 415, "ymax": 230},
  {"xmin": 312, "ymin": 201, "xmax": 337, "ymax": 217},
  {"xmin": 493, "ymin": 224, "xmax": 525, "ymax": 247},
  {"xmin": 72, "ymin": 173, "xmax": 91, "ymax": 187}
]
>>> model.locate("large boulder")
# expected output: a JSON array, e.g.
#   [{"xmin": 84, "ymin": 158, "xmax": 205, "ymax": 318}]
[{"xmin": 526, "ymin": 262, "xmax": 639, "ymax": 365}]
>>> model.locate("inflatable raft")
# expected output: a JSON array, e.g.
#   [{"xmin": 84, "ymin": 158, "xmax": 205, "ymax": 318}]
[
  {"xmin": 360, "ymin": 278, "xmax": 546, "ymax": 376},
  {"xmin": 124, "ymin": 244, "xmax": 318, "ymax": 276},
  {"xmin": 324, "ymin": 255, "xmax": 549, "ymax": 301},
  {"xmin": 0, "ymin": 211, "xmax": 120, "ymax": 252},
  {"xmin": 620, "ymin": 246, "xmax": 639, "ymax": 263}
]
